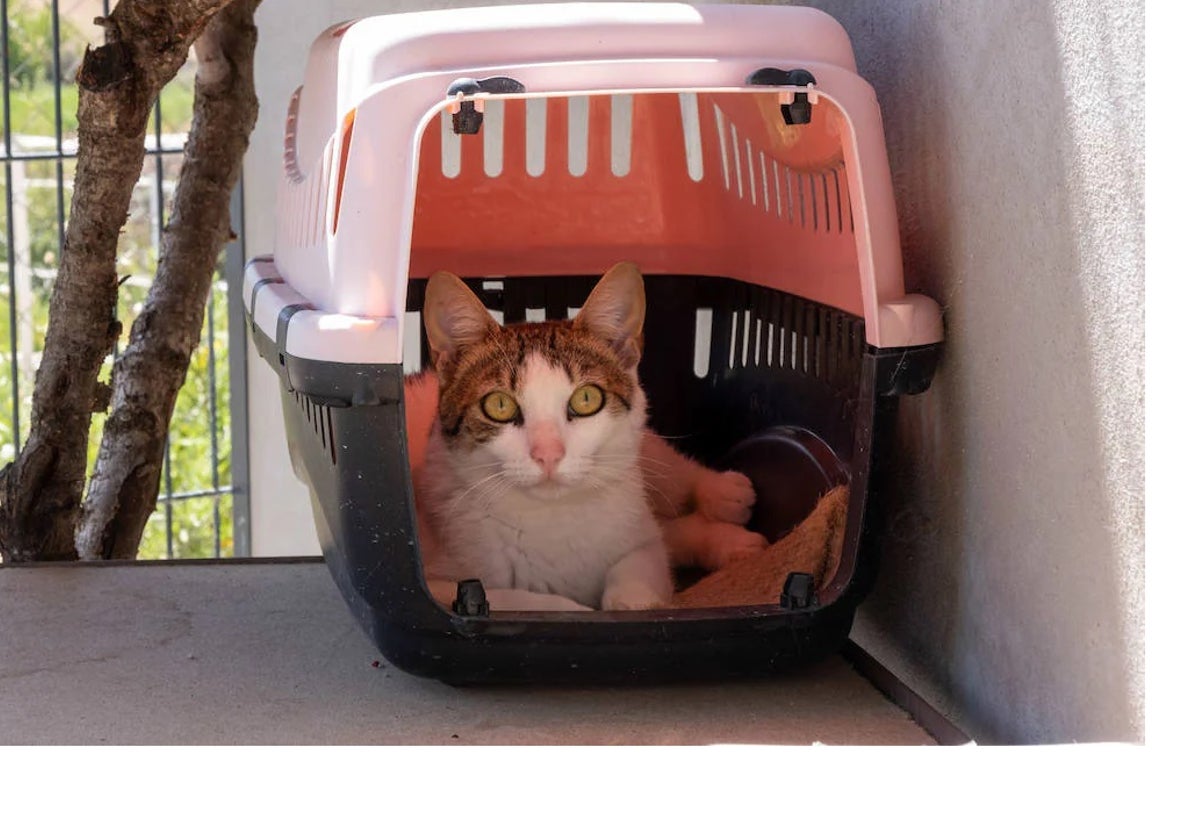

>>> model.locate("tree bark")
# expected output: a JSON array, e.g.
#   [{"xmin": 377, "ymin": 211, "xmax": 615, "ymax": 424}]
[
  {"xmin": 77, "ymin": 0, "xmax": 261, "ymax": 561},
  {"xmin": 0, "ymin": 0, "xmax": 235, "ymax": 562}
]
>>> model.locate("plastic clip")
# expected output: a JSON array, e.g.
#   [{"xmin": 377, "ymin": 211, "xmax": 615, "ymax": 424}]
[
  {"xmin": 446, "ymin": 76, "xmax": 527, "ymax": 135},
  {"xmin": 745, "ymin": 68, "xmax": 819, "ymax": 126},
  {"xmin": 780, "ymin": 572, "xmax": 815, "ymax": 610},
  {"xmin": 452, "ymin": 579, "xmax": 490, "ymax": 617}
]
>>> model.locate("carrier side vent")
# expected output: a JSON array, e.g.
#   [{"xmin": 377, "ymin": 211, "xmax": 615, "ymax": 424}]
[
  {"xmin": 293, "ymin": 391, "xmax": 337, "ymax": 465},
  {"xmin": 283, "ymin": 88, "xmax": 303, "ymax": 183},
  {"xmin": 710, "ymin": 104, "xmax": 854, "ymax": 235},
  {"xmin": 278, "ymin": 101, "xmax": 333, "ymax": 250},
  {"xmin": 708, "ymin": 284, "xmax": 864, "ymax": 391}
]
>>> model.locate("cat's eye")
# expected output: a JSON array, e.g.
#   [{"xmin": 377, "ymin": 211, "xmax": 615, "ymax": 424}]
[
  {"xmin": 481, "ymin": 391, "xmax": 519, "ymax": 423},
  {"xmin": 568, "ymin": 384, "xmax": 605, "ymax": 418}
]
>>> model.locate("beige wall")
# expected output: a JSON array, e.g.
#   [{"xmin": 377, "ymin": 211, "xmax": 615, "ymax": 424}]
[
  {"xmin": 804, "ymin": 0, "xmax": 1144, "ymax": 744},
  {"xmin": 243, "ymin": 0, "xmax": 1144, "ymax": 744}
]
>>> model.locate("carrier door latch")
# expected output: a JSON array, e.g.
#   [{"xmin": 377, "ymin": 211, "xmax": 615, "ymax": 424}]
[
  {"xmin": 746, "ymin": 68, "xmax": 818, "ymax": 126},
  {"xmin": 446, "ymin": 76, "xmax": 526, "ymax": 134}
]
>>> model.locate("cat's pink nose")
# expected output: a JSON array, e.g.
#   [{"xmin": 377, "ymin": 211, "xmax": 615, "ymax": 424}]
[{"xmin": 529, "ymin": 431, "xmax": 565, "ymax": 477}]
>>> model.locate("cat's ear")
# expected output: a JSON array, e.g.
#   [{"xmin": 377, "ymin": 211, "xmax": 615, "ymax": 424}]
[
  {"xmin": 574, "ymin": 261, "xmax": 646, "ymax": 367},
  {"xmin": 423, "ymin": 270, "xmax": 499, "ymax": 368}
]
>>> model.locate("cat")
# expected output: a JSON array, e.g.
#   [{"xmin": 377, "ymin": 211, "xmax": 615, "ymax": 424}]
[{"xmin": 406, "ymin": 261, "xmax": 767, "ymax": 612}]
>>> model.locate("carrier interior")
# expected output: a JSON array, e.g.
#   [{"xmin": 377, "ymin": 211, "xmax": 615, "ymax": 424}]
[
  {"xmin": 407, "ymin": 91, "xmax": 863, "ymax": 311},
  {"xmin": 404, "ymin": 91, "xmax": 868, "ymax": 610}
]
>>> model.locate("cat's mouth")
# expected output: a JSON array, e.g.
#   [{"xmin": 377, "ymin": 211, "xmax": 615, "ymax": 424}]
[
  {"xmin": 521, "ymin": 475, "xmax": 572, "ymax": 497},
  {"xmin": 511, "ymin": 471, "xmax": 589, "ymax": 501}
]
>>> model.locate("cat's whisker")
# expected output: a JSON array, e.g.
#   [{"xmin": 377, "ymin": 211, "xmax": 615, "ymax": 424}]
[
  {"xmin": 456, "ymin": 461, "xmax": 508, "ymax": 475},
  {"xmin": 641, "ymin": 482, "xmax": 678, "ymax": 512},
  {"xmin": 448, "ymin": 470, "xmax": 509, "ymax": 513},
  {"xmin": 635, "ymin": 455, "xmax": 681, "ymax": 471},
  {"xmin": 584, "ymin": 462, "xmax": 675, "ymax": 506},
  {"xmin": 590, "ymin": 462, "xmax": 679, "ymax": 511}
]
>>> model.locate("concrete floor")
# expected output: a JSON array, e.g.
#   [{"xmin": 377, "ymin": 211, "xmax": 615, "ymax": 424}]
[{"xmin": 0, "ymin": 562, "xmax": 936, "ymax": 745}]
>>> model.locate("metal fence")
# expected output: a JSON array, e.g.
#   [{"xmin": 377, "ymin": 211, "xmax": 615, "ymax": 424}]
[{"xmin": 0, "ymin": 0, "xmax": 248, "ymax": 559}]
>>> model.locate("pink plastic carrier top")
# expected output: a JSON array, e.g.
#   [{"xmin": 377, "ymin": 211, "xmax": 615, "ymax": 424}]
[{"xmin": 245, "ymin": 2, "xmax": 943, "ymax": 367}]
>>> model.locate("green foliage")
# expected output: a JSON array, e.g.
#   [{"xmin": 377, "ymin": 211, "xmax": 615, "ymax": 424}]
[{"xmin": 4, "ymin": 1, "xmax": 86, "ymax": 91}]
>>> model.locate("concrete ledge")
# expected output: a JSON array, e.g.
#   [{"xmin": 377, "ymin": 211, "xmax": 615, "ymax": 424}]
[{"xmin": 0, "ymin": 562, "xmax": 937, "ymax": 745}]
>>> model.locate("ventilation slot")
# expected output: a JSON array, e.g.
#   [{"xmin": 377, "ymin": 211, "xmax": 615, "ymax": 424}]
[
  {"xmin": 713, "ymin": 105, "xmax": 731, "ymax": 189},
  {"xmin": 707, "ymin": 284, "xmax": 863, "ymax": 391},
  {"xmin": 678, "ymin": 93, "xmax": 703, "ymax": 182},
  {"xmin": 567, "ymin": 96, "xmax": 589, "ymax": 176},
  {"xmin": 294, "ymin": 391, "xmax": 337, "ymax": 465},
  {"xmin": 611, "ymin": 94, "xmax": 633, "ymax": 177},
  {"xmin": 526, "ymin": 97, "xmax": 547, "ymax": 176},
  {"xmin": 693, "ymin": 308, "xmax": 713, "ymax": 378},
  {"xmin": 441, "ymin": 109, "xmax": 462, "ymax": 178},
  {"xmin": 708, "ymin": 103, "xmax": 855, "ymax": 235}
]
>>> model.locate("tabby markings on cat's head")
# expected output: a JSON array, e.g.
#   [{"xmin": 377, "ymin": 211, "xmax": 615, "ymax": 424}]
[{"xmin": 422, "ymin": 262, "xmax": 648, "ymax": 499}]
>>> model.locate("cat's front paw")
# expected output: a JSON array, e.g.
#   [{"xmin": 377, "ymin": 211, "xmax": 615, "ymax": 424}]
[
  {"xmin": 695, "ymin": 470, "xmax": 756, "ymax": 525},
  {"xmin": 700, "ymin": 522, "xmax": 769, "ymax": 570},
  {"xmin": 601, "ymin": 580, "xmax": 668, "ymax": 611}
]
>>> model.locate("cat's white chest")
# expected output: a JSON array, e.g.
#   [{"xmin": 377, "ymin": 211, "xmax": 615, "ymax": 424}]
[{"xmin": 431, "ymin": 478, "xmax": 656, "ymax": 608}]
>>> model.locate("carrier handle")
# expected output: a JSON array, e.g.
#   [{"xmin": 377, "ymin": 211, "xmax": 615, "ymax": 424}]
[
  {"xmin": 746, "ymin": 67, "xmax": 818, "ymax": 125},
  {"xmin": 446, "ymin": 76, "xmax": 527, "ymax": 135}
]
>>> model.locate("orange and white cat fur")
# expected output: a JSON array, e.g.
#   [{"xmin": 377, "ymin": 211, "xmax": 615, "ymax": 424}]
[{"xmin": 406, "ymin": 262, "xmax": 767, "ymax": 612}]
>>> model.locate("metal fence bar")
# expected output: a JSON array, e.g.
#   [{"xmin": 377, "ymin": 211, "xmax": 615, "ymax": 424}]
[
  {"xmin": 158, "ymin": 486, "xmax": 233, "ymax": 504},
  {"xmin": 226, "ymin": 180, "xmax": 251, "ymax": 557},
  {"xmin": 1, "ymin": 146, "xmax": 186, "ymax": 161},
  {"xmin": 51, "ymin": 0, "xmax": 65, "ymax": 251},
  {"xmin": 2, "ymin": 0, "xmax": 19, "ymax": 453},
  {"xmin": 152, "ymin": 98, "xmax": 174, "ymax": 558},
  {"xmin": 206, "ymin": 291, "xmax": 220, "ymax": 557}
]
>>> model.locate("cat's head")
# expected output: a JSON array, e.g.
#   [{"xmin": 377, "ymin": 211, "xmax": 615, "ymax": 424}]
[{"xmin": 422, "ymin": 262, "xmax": 648, "ymax": 500}]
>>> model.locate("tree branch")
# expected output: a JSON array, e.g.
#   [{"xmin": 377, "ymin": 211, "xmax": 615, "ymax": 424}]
[
  {"xmin": 0, "ymin": 0, "xmax": 236, "ymax": 563},
  {"xmin": 77, "ymin": 0, "xmax": 262, "ymax": 561}
]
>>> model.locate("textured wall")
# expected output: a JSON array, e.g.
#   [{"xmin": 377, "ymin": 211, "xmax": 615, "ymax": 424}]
[
  {"xmin": 244, "ymin": 0, "xmax": 1145, "ymax": 743},
  {"xmin": 803, "ymin": 0, "xmax": 1144, "ymax": 743}
]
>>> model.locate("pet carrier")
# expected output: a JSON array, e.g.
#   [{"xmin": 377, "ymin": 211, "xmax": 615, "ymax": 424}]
[{"xmin": 245, "ymin": 2, "xmax": 943, "ymax": 683}]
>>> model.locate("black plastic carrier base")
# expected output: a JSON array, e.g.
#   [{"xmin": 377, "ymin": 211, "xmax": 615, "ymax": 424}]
[{"xmin": 250, "ymin": 273, "xmax": 940, "ymax": 685}]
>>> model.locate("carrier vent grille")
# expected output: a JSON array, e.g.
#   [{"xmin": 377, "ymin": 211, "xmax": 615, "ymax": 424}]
[
  {"xmin": 711, "ymin": 104, "xmax": 854, "ymax": 235},
  {"xmin": 404, "ymin": 276, "xmax": 864, "ymax": 395},
  {"xmin": 278, "ymin": 94, "xmax": 857, "ymax": 254},
  {"xmin": 704, "ymin": 283, "xmax": 864, "ymax": 392},
  {"xmin": 294, "ymin": 390, "xmax": 337, "ymax": 465}
]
